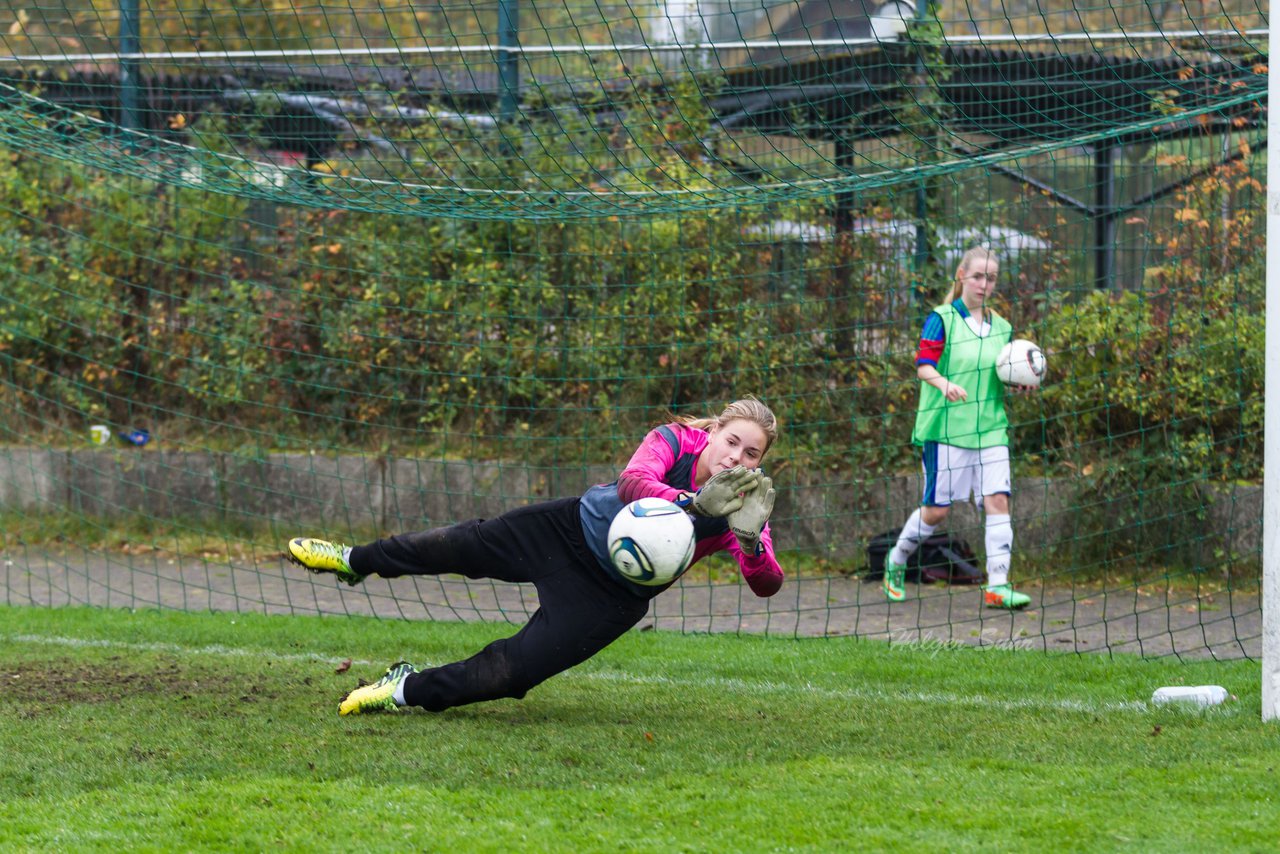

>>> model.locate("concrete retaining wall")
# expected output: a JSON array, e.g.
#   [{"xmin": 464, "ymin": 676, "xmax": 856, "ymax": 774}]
[{"xmin": 0, "ymin": 447, "xmax": 1260, "ymax": 558}]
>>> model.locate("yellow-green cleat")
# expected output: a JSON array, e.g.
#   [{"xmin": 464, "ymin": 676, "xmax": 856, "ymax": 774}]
[
  {"xmin": 286, "ymin": 537, "xmax": 364, "ymax": 586},
  {"xmin": 339, "ymin": 661, "xmax": 418, "ymax": 716},
  {"xmin": 883, "ymin": 558, "xmax": 907, "ymax": 602}
]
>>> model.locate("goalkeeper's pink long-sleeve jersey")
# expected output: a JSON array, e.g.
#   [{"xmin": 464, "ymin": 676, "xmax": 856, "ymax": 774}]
[{"xmin": 578, "ymin": 423, "xmax": 783, "ymax": 597}]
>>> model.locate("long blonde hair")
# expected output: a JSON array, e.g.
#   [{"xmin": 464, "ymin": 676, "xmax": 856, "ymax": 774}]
[
  {"xmin": 674, "ymin": 396, "xmax": 779, "ymax": 454},
  {"xmin": 947, "ymin": 246, "xmax": 998, "ymax": 302}
]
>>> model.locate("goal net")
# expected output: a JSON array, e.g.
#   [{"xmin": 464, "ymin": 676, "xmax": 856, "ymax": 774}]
[{"xmin": 0, "ymin": 0, "xmax": 1266, "ymax": 660}]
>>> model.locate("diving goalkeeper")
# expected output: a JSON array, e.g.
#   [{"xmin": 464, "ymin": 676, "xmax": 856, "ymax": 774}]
[{"xmin": 287, "ymin": 397, "xmax": 783, "ymax": 715}]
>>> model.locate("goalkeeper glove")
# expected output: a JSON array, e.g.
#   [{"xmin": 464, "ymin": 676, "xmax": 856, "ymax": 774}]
[
  {"xmin": 678, "ymin": 465, "xmax": 762, "ymax": 517},
  {"xmin": 727, "ymin": 475, "xmax": 775, "ymax": 555}
]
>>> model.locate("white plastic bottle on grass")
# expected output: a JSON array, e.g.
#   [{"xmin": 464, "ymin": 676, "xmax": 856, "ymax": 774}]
[{"xmin": 1150, "ymin": 686, "xmax": 1228, "ymax": 706}]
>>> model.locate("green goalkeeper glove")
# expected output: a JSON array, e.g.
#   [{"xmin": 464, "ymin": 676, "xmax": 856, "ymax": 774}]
[
  {"xmin": 728, "ymin": 475, "xmax": 775, "ymax": 555},
  {"xmin": 680, "ymin": 465, "xmax": 762, "ymax": 517}
]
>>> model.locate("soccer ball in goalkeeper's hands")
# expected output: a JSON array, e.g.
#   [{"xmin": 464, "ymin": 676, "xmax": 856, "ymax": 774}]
[{"xmin": 608, "ymin": 498, "xmax": 696, "ymax": 586}]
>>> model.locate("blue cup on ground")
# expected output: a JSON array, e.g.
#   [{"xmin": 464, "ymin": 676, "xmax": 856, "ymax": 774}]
[{"xmin": 119, "ymin": 428, "xmax": 150, "ymax": 446}]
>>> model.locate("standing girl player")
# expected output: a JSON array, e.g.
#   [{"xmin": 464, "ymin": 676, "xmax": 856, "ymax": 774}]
[
  {"xmin": 883, "ymin": 247, "xmax": 1031, "ymax": 609},
  {"xmin": 287, "ymin": 397, "xmax": 782, "ymax": 714}
]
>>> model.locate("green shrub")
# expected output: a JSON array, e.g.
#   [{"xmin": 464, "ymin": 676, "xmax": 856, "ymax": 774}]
[
  {"xmin": 1026, "ymin": 271, "xmax": 1262, "ymax": 564},
  {"xmin": 0, "ymin": 144, "xmax": 927, "ymax": 466}
]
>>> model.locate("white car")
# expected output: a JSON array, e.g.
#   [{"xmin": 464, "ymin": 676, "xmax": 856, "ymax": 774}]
[{"xmin": 744, "ymin": 218, "xmax": 1051, "ymax": 267}]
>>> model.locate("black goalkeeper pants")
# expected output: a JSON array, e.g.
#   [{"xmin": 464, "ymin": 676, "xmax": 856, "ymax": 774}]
[{"xmin": 348, "ymin": 497, "xmax": 651, "ymax": 712}]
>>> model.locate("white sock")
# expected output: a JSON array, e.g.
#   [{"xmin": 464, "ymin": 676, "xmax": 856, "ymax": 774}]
[
  {"xmin": 890, "ymin": 508, "xmax": 937, "ymax": 566},
  {"xmin": 392, "ymin": 674, "xmax": 408, "ymax": 707},
  {"xmin": 342, "ymin": 546, "xmax": 354, "ymax": 567},
  {"xmin": 985, "ymin": 513, "xmax": 1012, "ymax": 588}
]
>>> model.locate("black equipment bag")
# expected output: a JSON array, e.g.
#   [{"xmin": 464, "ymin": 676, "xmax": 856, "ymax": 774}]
[{"xmin": 864, "ymin": 530, "xmax": 985, "ymax": 585}]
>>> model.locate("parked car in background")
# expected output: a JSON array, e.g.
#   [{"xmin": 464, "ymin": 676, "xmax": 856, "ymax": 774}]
[{"xmin": 744, "ymin": 217, "xmax": 1051, "ymax": 268}]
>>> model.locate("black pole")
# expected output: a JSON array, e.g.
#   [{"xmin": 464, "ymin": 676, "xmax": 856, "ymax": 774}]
[
  {"xmin": 911, "ymin": 0, "xmax": 931, "ymax": 289},
  {"xmin": 1094, "ymin": 143, "xmax": 1117, "ymax": 289},
  {"xmin": 119, "ymin": 0, "xmax": 140, "ymax": 131},
  {"xmin": 497, "ymin": 0, "xmax": 520, "ymax": 122},
  {"xmin": 834, "ymin": 133, "xmax": 854, "ymax": 233},
  {"xmin": 914, "ymin": 181, "xmax": 929, "ymax": 276}
]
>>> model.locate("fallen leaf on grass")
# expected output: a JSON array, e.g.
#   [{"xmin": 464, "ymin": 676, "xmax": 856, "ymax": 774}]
[{"xmin": 335, "ymin": 659, "xmax": 352, "ymax": 674}]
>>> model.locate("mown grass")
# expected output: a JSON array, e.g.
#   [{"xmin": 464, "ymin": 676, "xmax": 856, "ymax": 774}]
[{"xmin": 0, "ymin": 604, "xmax": 1274, "ymax": 852}]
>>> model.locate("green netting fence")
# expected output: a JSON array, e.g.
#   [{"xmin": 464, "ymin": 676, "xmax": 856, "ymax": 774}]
[{"xmin": 0, "ymin": 0, "xmax": 1267, "ymax": 658}]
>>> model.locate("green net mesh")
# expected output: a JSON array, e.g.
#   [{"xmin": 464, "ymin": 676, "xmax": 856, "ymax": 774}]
[{"xmin": 0, "ymin": 0, "xmax": 1267, "ymax": 658}]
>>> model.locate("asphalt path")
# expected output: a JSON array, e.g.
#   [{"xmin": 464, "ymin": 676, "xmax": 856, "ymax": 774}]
[{"xmin": 2, "ymin": 549, "xmax": 1260, "ymax": 660}]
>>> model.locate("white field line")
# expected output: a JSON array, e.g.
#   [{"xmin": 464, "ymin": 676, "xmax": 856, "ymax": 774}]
[
  {"xmin": 582, "ymin": 669, "xmax": 1158, "ymax": 715},
  {"xmin": 6, "ymin": 633, "xmax": 379, "ymax": 669},
  {"xmin": 6, "ymin": 632, "xmax": 1208, "ymax": 716}
]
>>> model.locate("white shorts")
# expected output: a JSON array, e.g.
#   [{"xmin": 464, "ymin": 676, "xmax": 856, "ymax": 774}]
[{"xmin": 919, "ymin": 441, "xmax": 1010, "ymax": 507}]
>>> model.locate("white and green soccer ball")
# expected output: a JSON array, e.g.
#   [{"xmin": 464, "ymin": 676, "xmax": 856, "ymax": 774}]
[{"xmin": 608, "ymin": 497, "xmax": 696, "ymax": 586}]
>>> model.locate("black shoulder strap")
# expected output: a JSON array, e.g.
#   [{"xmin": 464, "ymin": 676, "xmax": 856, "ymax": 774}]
[{"xmin": 655, "ymin": 425, "xmax": 680, "ymax": 456}]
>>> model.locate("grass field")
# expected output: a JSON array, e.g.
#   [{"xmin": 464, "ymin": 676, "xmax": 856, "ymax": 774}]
[{"xmin": 1, "ymin": 605, "xmax": 1274, "ymax": 852}]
